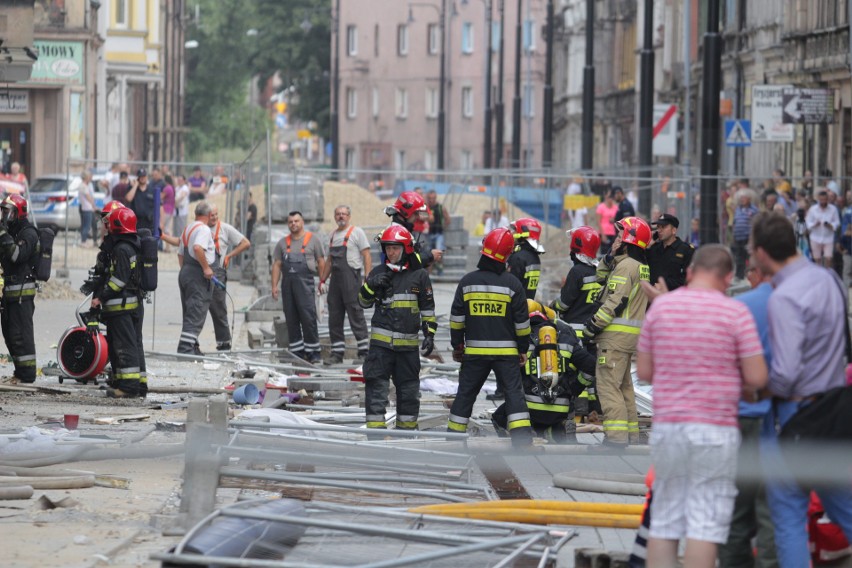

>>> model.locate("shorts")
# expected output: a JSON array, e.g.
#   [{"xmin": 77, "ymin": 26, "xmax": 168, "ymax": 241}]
[
  {"xmin": 810, "ymin": 240, "xmax": 834, "ymax": 260},
  {"xmin": 649, "ymin": 422, "xmax": 740, "ymax": 544}
]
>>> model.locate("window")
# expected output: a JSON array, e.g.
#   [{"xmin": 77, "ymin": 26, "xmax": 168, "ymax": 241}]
[
  {"xmin": 522, "ymin": 19, "xmax": 536, "ymax": 52},
  {"xmin": 424, "ymin": 151, "xmax": 435, "ymax": 170},
  {"xmin": 372, "ymin": 87, "xmax": 379, "ymax": 118},
  {"xmin": 346, "ymin": 87, "xmax": 357, "ymax": 118},
  {"xmin": 345, "ymin": 148, "xmax": 356, "ymax": 172},
  {"xmin": 491, "ymin": 21, "xmax": 500, "ymax": 52},
  {"xmin": 428, "ymin": 24, "xmax": 440, "ymax": 55},
  {"xmin": 395, "ymin": 88, "xmax": 408, "ymax": 118},
  {"xmin": 114, "ymin": 0, "xmax": 129, "ymax": 27},
  {"xmin": 397, "ymin": 24, "xmax": 409, "ymax": 55},
  {"xmin": 617, "ymin": 21, "xmax": 636, "ymax": 90},
  {"xmin": 347, "ymin": 25, "xmax": 358, "ymax": 55},
  {"xmin": 395, "ymin": 150, "xmax": 406, "ymax": 173},
  {"xmin": 461, "ymin": 86, "xmax": 474, "ymax": 118},
  {"xmin": 461, "ymin": 22, "xmax": 474, "ymax": 54},
  {"xmin": 523, "ymin": 83, "xmax": 534, "ymax": 117},
  {"xmin": 374, "ymin": 24, "xmax": 380, "ymax": 57},
  {"xmin": 461, "ymin": 150, "xmax": 473, "ymax": 170},
  {"xmin": 426, "ymin": 87, "xmax": 438, "ymax": 118}
]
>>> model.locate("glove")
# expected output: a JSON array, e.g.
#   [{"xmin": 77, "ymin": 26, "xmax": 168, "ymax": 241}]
[
  {"xmin": 421, "ymin": 335, "xmax": 435, "ymax": 357},
  {"xmin": 0, "ymin": 229, "xmax": 12, "ymax": 249},
  {"xmin": 568, "ymin": 377, "xmax": 586, "ymax": 398},
  {"xmin": 317, "ymin": 279, "xmax": 329, "ymax": 295},
  {"xmin": 548, "ymin": 298, "xmax": 562, "ymax": 312},
  {"xmin": 452, "ymin": 345, "xmax": 465, "ymax": 363},
  {"xmin": 584, "ymin": 321, "xmax": 604, "ymax": 341},
  {"xmin": 366, "ymin": 271, "xmax": 392, "ymax": 292}
]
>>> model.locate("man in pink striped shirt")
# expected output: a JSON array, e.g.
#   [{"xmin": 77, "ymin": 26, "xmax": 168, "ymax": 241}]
[{"xmin": 637, "ymin": 244, "xmax": 768, "ymax": 568}]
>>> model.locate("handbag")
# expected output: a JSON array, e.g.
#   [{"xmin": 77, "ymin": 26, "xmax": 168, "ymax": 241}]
[{"xmin": 779, "ymin": 273, "xmax": 852, "ymax": 443}]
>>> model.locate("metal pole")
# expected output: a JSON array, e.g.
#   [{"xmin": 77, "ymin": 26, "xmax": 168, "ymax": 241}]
[
  {"xmin": 638, "ymin": 0, "xmax": 654, "ymax": 215},
  {"xmin": 266, "ymin": 126, "xmax": 273, "ymax": 246},
  {"xmin": 330, "ymin": 0, "xmax": 340, "ymax": 176},
  {"xmin": 438, "ymin": 0, "xmax": 447, "ymax": 170},
  {"xmin": 682, "ymin": 0, "xmax": 691, "ymax": 169},
  {"xmin": 699, "ymin": 0, "xmax": 721, "ymax": 244},
  {"xmin": 484, "ymin": 0, "xmax": 494, "ymax": 169},
  {"xmin": 581, "ymin": 0, "xmax": 594, "ymax": 170},
  {"xmin": 511, "ymin": 0, "xmax": 522, "ymax": 168},
  {"xmin": 495, "ymin": 0, "xmax": 506, "ymax": 169},
  {"xmin": 542, "ymin": 0, "xmax": 554, "ymax": 168}
]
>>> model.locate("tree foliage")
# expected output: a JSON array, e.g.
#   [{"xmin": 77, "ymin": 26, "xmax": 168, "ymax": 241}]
[{"xmin": 185, "ymin": 0, "xmax": 331, "ymax": 158}]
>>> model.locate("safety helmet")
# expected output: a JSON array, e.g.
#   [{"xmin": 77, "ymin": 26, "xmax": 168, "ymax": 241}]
[
  {"xmin": 617, "ymin": 217, "xmax": 652, "ymax": 249},
  {"xmin": 0, "ymin": 194, "xmax": 28, "ymax": 223},
  {"xmin": 567, "ymin": 226, "xmax": 601, "ymax": 258},
  {"xmin": 481, "ymin": 227, "xmax": 515, "ymax": 263},
  {"xmin": 106, "ymin": 207, "xmax": 137, "ymax": 235},
  {"xmin": 379, "ymin": 223, "xmax": 415, "ymax": 254},
  {"xmin": 385, "ymin": 191, "xmax": 427, "ymax": 221},
  {"xmin": 99, "ymin": 200, "xmax": 126, "ymax": 219},
  {"xmin": 510, "ymin": 217, "xmax": 545, "ymax": 253},
  {"xmin": 527, "ymin": 299, "xmax": 556, "ymax": 325}
]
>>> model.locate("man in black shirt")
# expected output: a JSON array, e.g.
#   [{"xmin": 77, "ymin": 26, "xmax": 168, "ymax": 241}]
[
  {"xmin": 646, "ymin": 213, "xmax": 695, "ymax": 290},
  {"xmin": 613, "ymin": 186, "xmax": 635, "ymax": 222},
  {"xmin": 128, "ymin": 168, "xmax": 156, "ymax": 233}
]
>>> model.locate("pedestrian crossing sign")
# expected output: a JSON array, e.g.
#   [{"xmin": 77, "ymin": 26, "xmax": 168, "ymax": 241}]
[{"xmin": 724, "ymin": 119, "xmax": 752, "ymax": 147}]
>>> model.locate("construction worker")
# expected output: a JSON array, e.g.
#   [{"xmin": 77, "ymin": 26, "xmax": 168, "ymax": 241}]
[
  {"xmin": 0, "ymin": 195, "xmax": 39, "ymax": 383},
  {"xmin": 492, "ymin": 300, "xmax": 597, "ymax": 443},
  {"xmin": 207, "ymin": 204, "xmax": 251, "ymax": 351},
  {"xmin": 384, "ymin": 191, "xmax": 442, "ymax": 269},
  {"xmin": 358, "ymin": 224, "xmax": 436, "ymax": 430},
  {"xmin": 447, "ymin": 227, "xmax": 534, "ymax": 448},
  {"xmin": 271, "ymin": 211, "xmax": 326, "ymax": 363},
  {"xmin": 91, "ymin": 207, "xmax": 146, "ymax": 398},
  {"xmin": 508, "ymin": 217, "xmax": 545, "ymax": 300},
  {"xmin": 646, "ymin": 213, "xmax": 694, "ymax": 290},
  {"xmin": 551, "ymin": 226, "xmax": 603, "ymax": 418},
  {"xmin": 584, "ymin": 216, "xmax": 651, "ymax": 447},
  {"xmin": 177, "ymin": 202, "xmax": 215, "ymax": 355}
]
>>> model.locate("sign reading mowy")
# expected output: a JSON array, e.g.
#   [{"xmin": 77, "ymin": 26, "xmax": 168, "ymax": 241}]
[
  {"xmin": 781, "ymin": 88, "xmax": 836, "ymax": 124},
  {"xmin": 751, "ymin": 85, "xmax": 794, "ymax": 143},
  {"xmin": 26, "ymin": 40, "xmax": 84, "ymax": 85}
]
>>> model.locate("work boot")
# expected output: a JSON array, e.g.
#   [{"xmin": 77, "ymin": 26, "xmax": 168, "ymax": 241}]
[
  {"xmin": 324, "ymin": 353, "xmax": 343, "ymax": 366},
  {"xmin": 106, "ymin": 387, "xmax": 146, "ymax": 399},
  {"xmin": 306, "ymin": 352, "xmax": 322, "ymax": 365},
  {"xmin": 485, "ymin": 389, "xmax": 505, "ymax": 401},
  {"xmin": 1, "ymin": 376, "xmax": 34, "ymax": 385},
  {"xmin": 193, "ymin": 344, "xmax": 205, "ymax": 357},
  {"xmin": 216, "ymin": 341, "xmax": 231, "ymax": 351},
  {"xmin": 356, "ymin": 350, "xmax": 369, "ymax": 363},
  {"xmin": 587, "ymin": 437, "xmax": 628, "ymax": 452},
  {"xmin": 490, "ymin": 414, "xmax": 509, "ymax": 438}
]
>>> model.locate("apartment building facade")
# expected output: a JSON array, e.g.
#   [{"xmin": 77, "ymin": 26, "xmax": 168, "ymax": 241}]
[{"xmin": 338, "ymin": 0, "xmax": 548, "ymax": 182}]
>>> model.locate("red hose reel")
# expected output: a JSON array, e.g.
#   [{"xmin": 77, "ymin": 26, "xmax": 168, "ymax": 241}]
[{"xmin": 56, "ymin": 296, "xmax": 109, "ymax": 384}]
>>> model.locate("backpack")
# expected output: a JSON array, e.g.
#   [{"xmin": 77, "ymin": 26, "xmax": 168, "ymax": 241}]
[
  {"xmin": 32, "ymin": 227, "xmax": 54, "ymax": 282},
  {"xmin": 137, "ymin": 228, "xmax": 158, "ymax": 292}
]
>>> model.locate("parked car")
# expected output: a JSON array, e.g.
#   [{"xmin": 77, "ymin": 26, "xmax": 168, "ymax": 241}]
[{"xmin": 28, "ymin": 174, "xmax": 108, "ymax": 232}]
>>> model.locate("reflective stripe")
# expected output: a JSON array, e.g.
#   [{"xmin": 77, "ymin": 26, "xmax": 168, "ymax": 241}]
[
  {"xmin": 396, "ymin": 420, "xmax": 418, "ymax": 430},
  {"xmin": 366, "ymin": 422, "xmax": 387, "ymax": 429},
  {"xmin": 595, "ymin": 310, "xmax": 614, "ymax": 323},
  {"xmin": 582, "ymin": 275, "xmax": 599, "ymax": 284},
  {"xmin": 390, "ymin": 300, "xmax": 418, "ymax": 309},
  {"xmin": 525, "ymin": 401, "xmax": 570, "ymax": 413},
  {"xmin": 105, "ymin": 296, "xmax": 138, "ymax": 306},
  {"xmin": 4, "ymin": 283, "xmax": 36, "ymax": 291},
  {"xmin": 397, "ymin": 414, "xmax": 418, "ymax": 423},
  {"xmin": 420, "ymin": 310, "xmax": 435, "ymax": 318},
  {"xmin": 603, "ymin": 420, "xmax": 629, "ymax": 431},
  {"xmin": 362, "ymin": 284, "xmax": 375, "ymax": 295},
  {"xmin": 462, "ymin": 284, "xmax": 515, "ymax": 296},
  {"xmin": 366, "ymin": 414, "xmax": 386, "ymax": 423},
  {"xmin": 450, "ymin": 321, "xmax": 465, "ymax": 330},
  {"xmin": 109, "ymin": 276, "xmax": 126, "ymax": 288},
  {"xmin": 628, "ymin": 422, "xmax": 640, "ymax": 433},
  {"xmin": 557, "ymin": 342, "xmax": 574, "ymax": 353},
  {"xmin": 447, "ymin": 421, "xmax": 468, "ymax": 432},
  {"xmin": 466, "ymin": 340, "xmax": 516, "ymax": 348},
  {"xmin": 507, "ymin": 412, "xmax": 531, "ymax": 423},
  {"xmin": 104, "ymin": 302, "xmax": 138, "ymax": 312},
  {"xmin": 515, "ymin": 320, "xmax": 530, "ymax": 332},
  {"xmin": 566, "ymin": 322, "xmax": 584, "ymax": 331},
  {"xmin": 609, "ymin": 276, "xmax": 627, "ymax": 284},
  {"xmin": 448, "ymin": 414, "xmax": 469, "ymax": 425},
  {"xmin": 466, "ymin": 347, "xmax": 518, "ymax": 355},
  {"xmin": 507, "ymin": 418, "xmax": 532, "ymax": 430},
  {"xmin": 117, "ymin": 366, "xmax": 141, "ymax": 373},
  {"xmin": 463, "ymin": 291, "xmax": 512, "ymax": 303},
  {"xmin": 390, "ymin": 293, "xmax": 418, "ymax": 302},
  {"xmin": 612, "ymin": 317, "xmax": 642, "ymax": 327},
  {"xmin": 10, "ymin": 246, "xmax": 19, "ymax": 262}
]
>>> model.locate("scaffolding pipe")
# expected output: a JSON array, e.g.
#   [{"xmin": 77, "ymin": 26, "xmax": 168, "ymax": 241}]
[
  {"xmin": 491, "ymin": 534, "xmax": 547, "ymax": 568},
  {"xmin": 229, "ymin": 420, "xmax": 468, "ymax": 440},
  {"xmin": 353, "ymin": 533, "xmax": 542, "ymax": 568}
]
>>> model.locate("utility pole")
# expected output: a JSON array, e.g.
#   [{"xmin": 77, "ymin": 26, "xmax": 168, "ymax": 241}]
[
  {"xmin": 438, "ymin": 0, "xmax": 447, "ymax": 170},
  {"xmin": 581, "ymin": 0, "xmax": 594, "ymax": 170},
  {"xmin": 330, "ymin": 0, "xmax": 341, "ymax": 176},
  {"xmin": 638, "ymin": 0, "xmax": 654, "ymax": 214},
  {"xmin": 700, "ymin": 0, "xmax": 721, "ymax": 244},
  {"xmin": 542, "ymin": 0, "xmax": 554, "ymax": 168},
  {"xmin": 511, "ymin": 0, "xmax": 522, "ymax": 168},
  {"xmin": 495, "ymin": 0, "xmax": 506, "ymax": 169},
  {"xmin": 484, "ymin": 0, "xmax": 494, "ymax": 169}
]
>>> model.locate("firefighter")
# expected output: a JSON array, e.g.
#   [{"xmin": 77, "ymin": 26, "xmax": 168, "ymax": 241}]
[
  {"xmin": 492, "ymin": 300, "xmax": 597, "ymax": 443},
  {"xmin": 447, "ymin": 227, "xmax": 535, "ymax": 448},
  {"xmin": 91, "ymin": 207, "xmax": 146, "ymax": 398},
  {"xmin": 383, "ymin": 191, "xmax": 441, "ymax": 269},
  {"xmin": 550, "ymin": 225, "xmax": 603, "ymax": 418},
  {"xmin": 358, "ymin": 224, "xmax": 436, "ymax": 430},
  {"xmin": 508, "ymin": 217, "xmax": 545, "ymax": 301},
  {"xmin": 0, "ymin": 195, "xmax": 39, "ymax": 383},
  {"xmin": 584, "ymin": 217, "xmax": 651, "ymax": 447}
]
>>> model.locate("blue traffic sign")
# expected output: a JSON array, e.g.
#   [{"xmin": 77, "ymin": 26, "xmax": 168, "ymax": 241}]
[{"xmin": 725, "ymin": 119, "xmax": 752, "ymax": 147}]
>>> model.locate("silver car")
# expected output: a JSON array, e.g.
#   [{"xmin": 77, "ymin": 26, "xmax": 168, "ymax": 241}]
[{"xmin": 28, "ymin": 174, "xmax": 108, "ymax": 232}]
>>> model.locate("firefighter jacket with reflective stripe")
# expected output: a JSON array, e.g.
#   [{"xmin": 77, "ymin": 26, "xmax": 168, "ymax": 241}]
[
  {"xmin": 553, "ymin": 261, "xmax": 600, "ymax": 325},
  {"xmin": 450, "ymin": 269, "xmax": 531, "ymax": 358},
  {"xmin": 359, "ymin": 265, "xmax": 436, "ymax": 351},
  {"xmin": 508, "ymin": 244, "xmax": 541, "ymax": 300},
  {"xmin": 589, "ymin": 253, "xmax": 649, "ymax": 351},
  {"xmin": 96, "ymin": 236, "xmax": 142, "ymax": 313},
  {"xmin": 0, "ymin": 221, "xmax": 39, "ymax": 300}
]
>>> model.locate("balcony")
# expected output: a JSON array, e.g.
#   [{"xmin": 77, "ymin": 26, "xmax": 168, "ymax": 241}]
[{"xmin": 34, "ymin": 0, "xmax": 67, "ymax": 29}]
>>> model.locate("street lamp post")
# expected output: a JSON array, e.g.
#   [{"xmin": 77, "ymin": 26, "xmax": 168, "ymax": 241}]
[
  {"xmin": 495, "ymin": 0, "xmax": 506, "ymax": 169},
  {"xmin": 511, "ymin": 0, "xmax": 522, "ymax": 169},
  {"xmin": 638, "ymin": 0, "xmax": 654, "ymax": 215},
  {"xmin": 700, "ymin": 0, "xmax": 722, "ymax": 244},
  {"xmin": 331, "ymin": 0, "xmax": 341, "ymax": 176},
  {"xmin": 580, "ymin": 0, "xmax": 594, "ymax": 170},
  {"xmin": 484, "ymin": 0, "xmax": 493, "ymax": 169},
  {"xmin": 542, "ymin": 0, "xmax": 553, "ymax": 168},
  {"xmin": 409, "ymin": 0, "xmax": 447, "ymax": 170}
]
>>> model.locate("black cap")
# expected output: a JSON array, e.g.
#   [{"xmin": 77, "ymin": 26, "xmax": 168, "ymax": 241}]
[
  {"xmin": 136, "ymin": 168, "xmax": 147, "ymax": 177},
  {"xmin": 656, "ymin": 213, "xmax": 679, "ymax": 228}
]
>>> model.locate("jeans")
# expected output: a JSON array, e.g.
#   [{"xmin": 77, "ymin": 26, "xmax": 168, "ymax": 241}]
[
  {"xmin": 429, "ymin": 232, "xmax": 445, "ymax": 252},
  {"xmin": 733, "ymin": 239, "xmax": 749, "ymax": 279},
  {"xmin": 762, "ymin": 400, "xmax": 852, "ymax": 567},
  {"xmin": 80, "ymin": 210, "xmax": 94, "ymax": 243}
]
